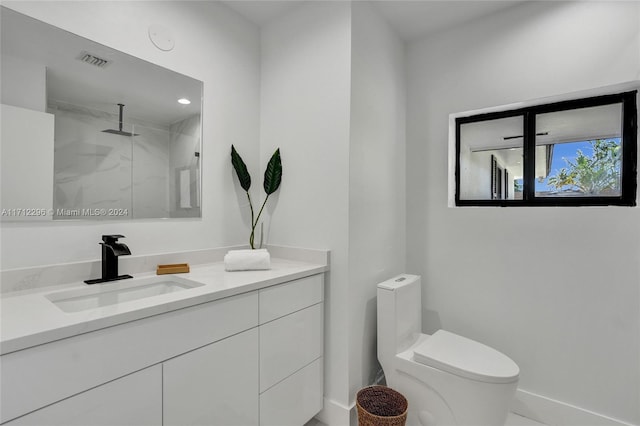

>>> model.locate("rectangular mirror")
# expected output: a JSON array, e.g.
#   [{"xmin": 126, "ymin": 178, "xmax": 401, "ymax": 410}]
[{"xmin": 1, "ymin": 7, "xmax": 203, "ymax": 221}]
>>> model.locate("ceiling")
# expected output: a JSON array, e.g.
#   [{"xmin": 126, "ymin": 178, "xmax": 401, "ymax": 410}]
[
  {"xmin": 2, "ymin": 1, "xmax": 527, "ymax": 126},
  {"xmin": 221, "ymin": 1, "xmax": 301, "ymax": 27},
  {"xmin": 222, "ymin": 0, "xmax": 526, "ymax": 41},
  {"xmin": 371, "ymin": 1, "xmax": 526, "ymax": 41}
]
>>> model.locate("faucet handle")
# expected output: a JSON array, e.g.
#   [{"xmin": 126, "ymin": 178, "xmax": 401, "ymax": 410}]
[{"xmin": 102, "ymin": 234, "xmax": 126, "ymax": 244}]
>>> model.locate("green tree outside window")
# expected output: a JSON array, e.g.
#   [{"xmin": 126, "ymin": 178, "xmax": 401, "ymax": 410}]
[{"xmin": 547, "ymin": 139, "xmax": 621, "ymax": 195}]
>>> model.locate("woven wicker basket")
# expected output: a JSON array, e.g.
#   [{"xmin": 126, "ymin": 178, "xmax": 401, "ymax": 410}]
[{"xmin": 356, "ymin": 386, "xmax": 408, "ymax": 426}]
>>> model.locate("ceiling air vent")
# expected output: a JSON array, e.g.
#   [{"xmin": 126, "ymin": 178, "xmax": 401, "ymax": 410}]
[{"xmin": 77, "ymin": 51, "xmax": 111, "ymax": 68}]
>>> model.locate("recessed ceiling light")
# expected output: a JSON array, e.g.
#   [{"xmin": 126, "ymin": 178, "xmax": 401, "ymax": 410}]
[{"xmin": 178, "ymin": 98, "xmax": 191, "ymax": 105}]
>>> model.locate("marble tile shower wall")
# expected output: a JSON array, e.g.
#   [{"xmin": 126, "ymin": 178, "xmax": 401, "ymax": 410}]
[{"xmin": 50, "ymin": 101, "xmax": 171, "ymax": 219}]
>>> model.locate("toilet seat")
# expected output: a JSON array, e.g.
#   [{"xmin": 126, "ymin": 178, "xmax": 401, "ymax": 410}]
[{"xmin": 413, "ymin": 330, "xmax": 519, "ymax": 384}]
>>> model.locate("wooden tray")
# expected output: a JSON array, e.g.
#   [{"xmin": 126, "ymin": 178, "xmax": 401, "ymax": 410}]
[{"xmin": 156, "ymin": 263, "xmax": 190, "ymax": 275}]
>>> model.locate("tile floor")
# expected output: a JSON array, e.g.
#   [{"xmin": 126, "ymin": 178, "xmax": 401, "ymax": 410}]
[{"xmin": 304, "ymin": 412, "xmax": 546, "ymax": 426}]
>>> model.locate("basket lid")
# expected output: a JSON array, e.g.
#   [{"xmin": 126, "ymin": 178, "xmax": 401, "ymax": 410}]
[{"xmin": 413, "ymin": 330, "xmax": 519, "ymax": 384}]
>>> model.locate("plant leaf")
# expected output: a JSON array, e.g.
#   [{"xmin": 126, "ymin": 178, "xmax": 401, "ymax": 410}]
[
  {"xmin": 231, "ymin": 145, "xmax": 251, "ymax": 192},
  {"xmin": 263, "ymin": 148, "xmax": 282, "ymax": 195}
]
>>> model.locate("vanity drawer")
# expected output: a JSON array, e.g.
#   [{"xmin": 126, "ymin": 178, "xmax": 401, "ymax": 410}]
[
  {"xmin": 0, "ymin": 292, "xmax": 258, "ymax": 424},
  {"xmin": 259, "ymin": 274, "xmax": 323, "ymax": 324},
  {"xmin": 163, "ymin": 328, "xmax": 259, "ymax": 426},
  {"xmin": 259, "ymin": 357, "xmax": 323, "ymax": 426},
  {"xmin": 5, "ymin": 365, "xmax": 161, "ymax": 426},
  {"xmin": 260, "ymin": 302, "xmax": 323, "ymax": 392}
]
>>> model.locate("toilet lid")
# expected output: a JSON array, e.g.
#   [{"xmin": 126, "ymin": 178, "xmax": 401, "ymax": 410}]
[{"xmin": 413, "ymin": 330, "xmax": 519, "ymax": 384}]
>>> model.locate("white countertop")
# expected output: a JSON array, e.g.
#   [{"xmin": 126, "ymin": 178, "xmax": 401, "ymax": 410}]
[{"xmin": 0, "ymin": 258, "xmax": 327, "ymax": 355}]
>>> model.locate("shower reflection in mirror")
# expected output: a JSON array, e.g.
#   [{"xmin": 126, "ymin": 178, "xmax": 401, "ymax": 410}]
[
  {"xmin": 0, "ymin": 7, "xmax": 203, "ymax": 221},
  {"xmin": 51, "ymin": 101, "xmax": 201, "ymax": 220}
]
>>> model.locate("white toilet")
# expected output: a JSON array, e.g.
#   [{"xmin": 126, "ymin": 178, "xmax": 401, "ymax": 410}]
[{"xmin": 377, "ymin": 274, "xmax": 519, "ymax": 426}]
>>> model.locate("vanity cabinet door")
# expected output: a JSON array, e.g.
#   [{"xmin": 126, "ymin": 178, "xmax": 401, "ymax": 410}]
[
  {"xmin": 260, "ymin": 358, "xmax": 323, "ymax": 426},
  {"xmin": 260, "ymin": 303, "xmax": 323, "ymax": 392},
  {"xmin": 5, "ymin": 365, "xmax": 161, "ymax": 426},
  {"xmin": 163, "ymin": 327, "xmax": 259, "ymax": 426}
]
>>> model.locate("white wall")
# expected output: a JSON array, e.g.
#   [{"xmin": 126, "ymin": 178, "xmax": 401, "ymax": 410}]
[
  {"xmin": 461, "ymin": 149, "xmax": 493, "ymax": 200},
  {"xmin": 0, "ymin": 55, "xmax": 46, "ymax": 112},
  {"xmin": 259, "ymin": 2, "xmax": 353, "ymax": 418},
  {"xmin": 0, "ymin": 105, "xmax": 54, "ymax": 221},
  {"xmin": 0, "ymin": 1, "xmax": 260, "ymax": 269},
  {"xmin": 348, "ymin": 0, "xmax": 406, "ymax": 403},
  {"xmin": 260, "ymin": 3, "xmax": 406, "ymax": 423},
  {"xmin": 407, "ymin": 1, "xmax": 640, "ymax": 424}
]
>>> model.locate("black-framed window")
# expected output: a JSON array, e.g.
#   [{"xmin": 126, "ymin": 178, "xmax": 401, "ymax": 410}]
[{"xmin": 455, "ymin": 91, "xmax": 637, "ymax": 206}]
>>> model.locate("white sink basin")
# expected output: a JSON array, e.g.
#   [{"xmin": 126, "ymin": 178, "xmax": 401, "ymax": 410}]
[{"xmin": 46, "ymin": 276, "xmax": 205, "ymax": 313}]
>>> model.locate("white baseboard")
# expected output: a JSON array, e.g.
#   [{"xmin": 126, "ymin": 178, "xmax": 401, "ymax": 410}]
[
  {"xmin": 314, "ymin": 397, "xmax": 355, "ymax": 426},
  {"xmin": 512, "ymin": 389, "xmax": 637, "ymax": 426},
  {"xmin": 316, "ymin": 389, "xmax": 638, "ymax": 426}
]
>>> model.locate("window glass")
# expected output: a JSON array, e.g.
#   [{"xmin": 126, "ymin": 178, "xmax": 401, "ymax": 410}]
[
  {"xmin": 536, "ymin": 103, "xmax": 622, "ymax": 198},
  {"xmin": 455, "ymin": 91, "xmax": 636, "ymax": 206},
  {"xmin": 459, "ymin": 116, "xmax": 523, "ymax": 200}
]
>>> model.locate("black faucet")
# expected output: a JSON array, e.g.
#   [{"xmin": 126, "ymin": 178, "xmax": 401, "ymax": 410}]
[{"xmin": 85, "ymin": 235, "xmax": 133, "ymax": 284}]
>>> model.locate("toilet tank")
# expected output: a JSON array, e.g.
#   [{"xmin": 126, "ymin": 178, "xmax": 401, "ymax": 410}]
[{"xmin": 377, "ymin": 274, "xmax": 422, "ymax": 365}]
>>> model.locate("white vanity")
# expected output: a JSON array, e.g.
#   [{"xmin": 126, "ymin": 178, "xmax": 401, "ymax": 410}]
[{"xmin": 0, "ymin": 253, "xmax": 327, "ymax": 426}]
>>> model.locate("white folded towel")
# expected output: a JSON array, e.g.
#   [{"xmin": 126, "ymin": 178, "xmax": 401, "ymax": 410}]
[{"xmin": 224, "ymin": 249, "xmax": 271, "ymax": 271}]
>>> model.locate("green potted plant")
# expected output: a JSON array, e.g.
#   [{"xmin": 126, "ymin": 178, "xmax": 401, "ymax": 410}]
[{"xmin": 225, "ymin": 145, "xmax": 282, "ymax": 271}]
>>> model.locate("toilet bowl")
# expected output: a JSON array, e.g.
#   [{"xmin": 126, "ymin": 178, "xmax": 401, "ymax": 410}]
[{"xmin": 377, "ymin": 275, "xmax": 519, "ymax": 426}]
